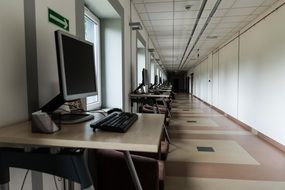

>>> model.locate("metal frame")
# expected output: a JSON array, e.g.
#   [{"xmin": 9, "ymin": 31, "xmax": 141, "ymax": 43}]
[
  {"xmin": 0, "ymin": 148, "xmax": 94, "ymax": 190},
  {"xmin": 0, "ymin": 148, "xmax": 146, "ymax": 190},
  {"xmin": 123, "ymin": 151, "xmax": 143, "ymax": 190}
]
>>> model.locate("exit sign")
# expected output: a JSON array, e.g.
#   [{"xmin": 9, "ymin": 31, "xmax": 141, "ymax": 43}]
[{"xmin": 48, "ymin": 8, "xmax": 69, "ymax": 31}]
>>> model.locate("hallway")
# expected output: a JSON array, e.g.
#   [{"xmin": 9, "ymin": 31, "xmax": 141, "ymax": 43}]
[{"xmin": 165, "ymin": 94, "xmax": 285, "ymax": 190}]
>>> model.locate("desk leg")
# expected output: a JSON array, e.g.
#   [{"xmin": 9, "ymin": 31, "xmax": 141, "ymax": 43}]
[
  {"xmin": 0, "ymin": 183, "xmax": 9, "ymax": 190},
  {"xmin": 83, "ymin": 186, "xmax": 95, "ymax": 190},
  {"xmin": 163, "ymin": 124, "xmax": 172, "ymax": 144},
  {"xmin": 123, "ymin": 151, "xmax": 143, "ymax": 190}
]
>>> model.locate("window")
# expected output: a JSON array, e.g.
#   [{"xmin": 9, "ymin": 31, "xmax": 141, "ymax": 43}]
[
  {"xmin": 84, "ymin": 8, "xmax": 101, "ymax": 110},
  {"xmin": 137, "ymin": 39, "xmax": 146, "ymax": 86},
  {"xmin": 150, "ymin": 60, "xmax": 155, "ymax": 84},
  {"xmin": 156, "ymin": 67, "xmax": 160, "ymax": 77}
]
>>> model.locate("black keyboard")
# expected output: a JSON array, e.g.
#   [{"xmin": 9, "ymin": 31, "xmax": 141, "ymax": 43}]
[{"xmin": 90, "ymin": 112, "xmax": 138, "ymax": 133}]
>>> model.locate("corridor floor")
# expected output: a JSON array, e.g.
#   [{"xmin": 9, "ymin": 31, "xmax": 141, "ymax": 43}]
[{"xmin": 165, "ymin": 94, "xmax": 285, "ymax": 190}]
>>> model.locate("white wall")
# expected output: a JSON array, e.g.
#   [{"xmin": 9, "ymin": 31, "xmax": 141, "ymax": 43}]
[
  {"xmin": 190, "ymin": 2, "xmax": 285, "ymax": 146},
  {"xmin": 212, "ymin": 51, "xmax": 219, "ymax": 107},
  {"xmin": 238, "ymin": 3, "xmax": 285, "ymax": 145},
  {"xmin": 218, "ymin": 38, "xmax": 239, "ymax": 117},
  {"xmin": 207, "ymin": 53, "xmax": 213, "ymax": 105},
  {"xmin": 35, "ymin": 0, "xmax": 76, "ymax": 107},
  {"xmin": 0, "ymin": 1, "xmax": 32, "ymax": 188},
  {"xmin": 200, "ymin": 59, "xmax": 208, "ymax": 102},
  {"xmin": 0, "ymin": 0, "xmax": 28, "ymax": 127}
]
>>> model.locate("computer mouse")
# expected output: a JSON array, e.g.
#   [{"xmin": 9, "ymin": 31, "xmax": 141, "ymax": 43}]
[{"xmin": 107, "ymin": 108, "xmax": 123, "ymax": 115}]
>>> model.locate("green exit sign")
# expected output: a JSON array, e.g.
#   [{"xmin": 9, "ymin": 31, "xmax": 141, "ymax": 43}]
[{"xmin": 48, "ymin": 8, "xmax": 69, "ymax": 31}]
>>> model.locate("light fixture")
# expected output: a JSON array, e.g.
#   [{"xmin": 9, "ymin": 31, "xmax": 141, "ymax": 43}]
[
  {"xmin": 129, "ymin": 22, "xmax": 143, "ymax": 30},
  {"xmin": 206, "ymin": 35, "xmax": 218, "ymax": 39},
  {"xmin": 185, "ymin": 5, "xmax": 192, "ymax": 10}
]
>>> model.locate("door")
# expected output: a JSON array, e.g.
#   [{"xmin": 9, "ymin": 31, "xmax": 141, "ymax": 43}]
[{"xmin": 173, "ymin": 78, "xmax": 179, "ymax": 92}]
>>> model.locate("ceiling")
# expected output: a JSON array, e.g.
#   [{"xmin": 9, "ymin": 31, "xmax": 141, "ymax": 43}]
[{"xmin": 133, "ymin": 0, "xmax": 279, "ymax": 71}]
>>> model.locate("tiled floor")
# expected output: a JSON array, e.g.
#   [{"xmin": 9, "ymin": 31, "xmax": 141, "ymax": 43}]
[{"xmin": 165, "ymin": 94, "xmax": 285, "ymax": 189}]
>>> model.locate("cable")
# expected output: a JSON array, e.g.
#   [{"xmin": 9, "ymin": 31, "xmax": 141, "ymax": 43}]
[
  {"xmin": 20, "ymin": 170, "xmax": 30, "ymax": 190},
  {"xmin": 53, "ymin": 176, "xmax": 59, "ymax": 190},
  {"xmin": 89, "ymin": 110, "xmax": 106, "ymax": 117}
]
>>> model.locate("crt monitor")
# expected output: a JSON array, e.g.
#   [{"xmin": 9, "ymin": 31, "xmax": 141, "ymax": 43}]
[{"xmin": 56, "ymin": 30, "xmax": 97, "ymax": 101}]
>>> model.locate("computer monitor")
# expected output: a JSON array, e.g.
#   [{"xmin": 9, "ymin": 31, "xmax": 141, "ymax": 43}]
[
  {"xmin": 41, "ymin": 30, "xmax": 97, "ymax": 119},
  {"xmin": 149, "ymin": 75, "xmax": 159, "ymax": 90},
  {"xmin": 142, "ymin": 68, "xmax": 149, "ymax": 86},
  {"xmin": 133, "ymin": 68, "xmax": 149, "ymax": 93},
  {"xmin": 154, "ymin": 75, "xmax": 158, "ymax": 85},
  {"xmin": 56, "ymin": 30, "xmax": 97, "ymax": 100}
]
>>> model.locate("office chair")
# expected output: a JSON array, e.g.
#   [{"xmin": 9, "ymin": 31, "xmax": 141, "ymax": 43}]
[{"xmin": 88, "ymin": 149, "xmax": 165, "ymax": 190}]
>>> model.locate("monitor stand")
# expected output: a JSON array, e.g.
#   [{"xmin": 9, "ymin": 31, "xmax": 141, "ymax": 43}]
[
  {"xmin": 133, "ymin": 83, "xmax": 144, "ymax": 94},
  {"xmin": 41, "ymin": 94, "xmax": 94, "ymax": 125},
  {"xmin": 41, "ymin": 94, "xmax": 65, "ymax": 114},
  {"xmin": 52, "ymin": 113, "xmax": 94, "ymax": 125}
]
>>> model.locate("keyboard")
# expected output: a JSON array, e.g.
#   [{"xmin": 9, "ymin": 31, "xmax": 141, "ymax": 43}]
[{"xmin": 90, "ymin": 112, "xmax": 138, "ymax": 133}]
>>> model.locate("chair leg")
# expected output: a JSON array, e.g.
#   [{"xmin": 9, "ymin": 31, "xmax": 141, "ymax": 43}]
[
  {"xmin": 82, "ymin": 186, "xmax": 95, "ymax": 190},
  {"xmin": 0, "ymin": 183, "xmax": 9, "ymax": 190}
]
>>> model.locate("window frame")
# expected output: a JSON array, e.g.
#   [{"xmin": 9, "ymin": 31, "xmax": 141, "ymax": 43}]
[{"xmin": 84, "ymin": 8, "xmax": 102, "ymax": 110}]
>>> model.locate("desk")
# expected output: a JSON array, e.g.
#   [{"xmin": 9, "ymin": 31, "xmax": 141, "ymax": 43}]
[
  {"xmin": 0, "ymin": 113, "xmax": 164, "ymax": 190},
  {"xmin": 129, "ymin": 93, "xmax": 172, "ymax": 144},
  {"xmin": 157, "ymin": 89, "xmax": 172, "ymax": 93},
  {"xmin": 129, "ymin": 92, "xmax": 170, "ymax": 113}
]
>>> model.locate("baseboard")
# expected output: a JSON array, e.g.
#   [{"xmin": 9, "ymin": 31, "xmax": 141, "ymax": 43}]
[{"xmin": 192, "ymin": 95, "xmax": 285, "ymax": 152}]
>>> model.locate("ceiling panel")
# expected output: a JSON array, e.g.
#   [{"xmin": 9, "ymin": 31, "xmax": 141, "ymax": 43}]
[
  {"xmin": 147, "ymin": 12, "xmax": 174, "ymax": 20},
  {"xmin": 134, "ymin": 0, "xmax": 277, "ymax": 71},
  {"xmin": 232, "ymin": 0, "xmax": 264, "ymax": 8},
  {"xmin": 226, "ymin": 7, "xmax": 257, "ymax": 16},
  {"xmin": 145, "ymin": 2, "xmax": 173, "ymax": 12}
]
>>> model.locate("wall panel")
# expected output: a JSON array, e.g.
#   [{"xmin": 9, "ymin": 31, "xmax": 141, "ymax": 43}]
[
  {"xmin": 207, "ymin": 54, "xmax": 213, "ymax": 104},
  {"xmin": 218, "ymin": 38, "xmax": 239, "ymax": 117},
  {"xmin": 212, "ymin": 52, "xmax": 219, "ymax": 107},
  {"xmin": 0, "ymin": 0, "xmax": 28, "ymax": 126},
  {"xmin": 238, "ymin": 5, "xmax": 285, "ymax": 145}
]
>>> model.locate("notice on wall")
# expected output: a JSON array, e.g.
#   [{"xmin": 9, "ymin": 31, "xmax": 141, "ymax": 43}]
[{"xmin": 48, "ymin": 8, "xmax": 69, "ymax": 31}]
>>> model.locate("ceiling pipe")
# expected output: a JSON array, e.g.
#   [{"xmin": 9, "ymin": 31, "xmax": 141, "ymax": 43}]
[
  {"xmin": 177, "ymin": 0, "xmax": 208, "ymax": 69},
  {"xmin": 179, "ymin": 0, "xmax": 222, "ymax": 70}
]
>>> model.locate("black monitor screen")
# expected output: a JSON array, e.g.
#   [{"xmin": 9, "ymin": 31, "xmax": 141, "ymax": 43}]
[
  {"xmin": 142, "ymin": 68, "xmax": 149, "ymax": 86},
  {"xmin": 154, "ymin": 75, "xmax": 158, "ymax": 85},
  {"xmin": 56, "ymin": 30, "xmax": 97, "ymax": 101}
]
